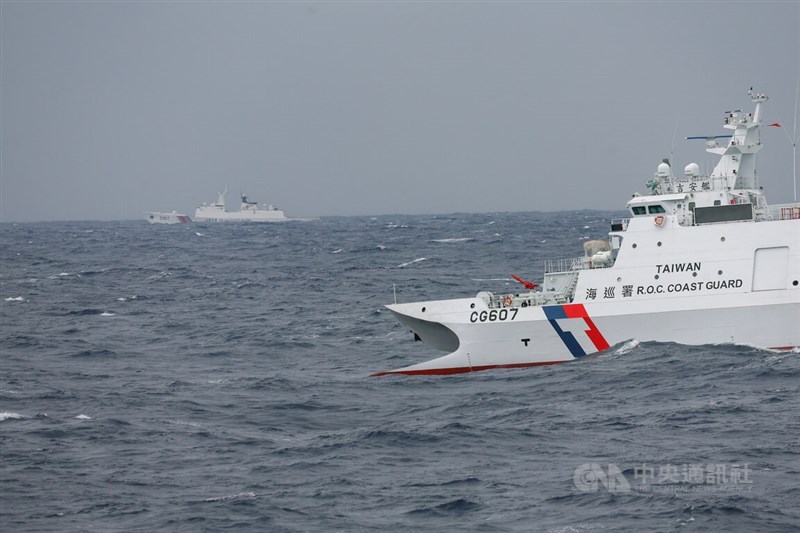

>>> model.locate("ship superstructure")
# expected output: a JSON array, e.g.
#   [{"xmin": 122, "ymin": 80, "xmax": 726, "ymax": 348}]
[{"xmin": 193, "ymin": 190, "xmax": 289, "ymax": 223}]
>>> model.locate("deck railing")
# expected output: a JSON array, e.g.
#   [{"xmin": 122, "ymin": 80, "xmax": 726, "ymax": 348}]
[
  {"xmin": 765, "ymin": 203, "xmax": 800, "ymax": 221},
  {"xmin": 544, "ymin": 257, "xmax": 613, "ymax": 274}
]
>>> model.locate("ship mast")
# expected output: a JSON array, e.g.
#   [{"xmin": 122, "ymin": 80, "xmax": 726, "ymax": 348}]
[
  {"xmin": 779, "ymin": 82, "xmax": 800, "ymax": 202},
  {"xmin": 704, "ymin": 88, "xmax": 767, "ymax": 191}
]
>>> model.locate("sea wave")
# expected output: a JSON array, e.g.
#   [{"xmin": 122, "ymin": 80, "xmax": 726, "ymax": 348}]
[
  {"xmin": 397, "ymin": 257, "xmax": 427, "ymax": 268},
  {"xmin": 0, "ymin": 214, "xmax": 795, "ymax": 532}
]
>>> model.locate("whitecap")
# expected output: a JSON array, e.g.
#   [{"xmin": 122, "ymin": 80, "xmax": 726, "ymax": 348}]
[
  {"xmin": 75, "ymin": 414, "xmax": 92, "ymax": 420},
  {"xmin": 583, "ymin": 225, "xmax": 591, "ymax": 229},
  {"xmin": 203, "ymin": 492, "xmax": 256, "ymax": 503},
  {"xmin": 398, "ymin": 257, "xmax": 427, "ymax": 268},
  {"xmin": 166, "ymin": 419, "xmax": 201, "ymax": 428},
  {"xmin": 146, "ymin": 272, "xmax": 170, "ymax": 282},
  {"xmin": 432, "ymin": 238, "xmax": 472, "ymax": 243},
  {"xmin": 49, "ymin": 272, "xmax": 80, "ymax": 279},
  {"xmin": 4, "ymin": 297, "xmax": 24, "ymax": 302},
  {"xmin": 376, "ymin": 245, "xmax": 387, "ymax": 250},
  {"xmin": 331, "ymin": 249, "xmax": 343, "ymax": 254},
  {"xmin": 100, "ymin": 312, "xmax": 115, "ymax": 317},
  {"xmin": 0, "ymin": 412, "xmax": 24, "ymax": 421},
  {"xmin": 615, "ymin": 339, "xmax": 640, "ymax": 355},
  {"xmin": 195, "ymin": 232, "xmax": 204, "ymax": 236}
]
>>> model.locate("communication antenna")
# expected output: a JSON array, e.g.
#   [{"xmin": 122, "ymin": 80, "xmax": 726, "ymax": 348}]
[
  {"xmin": 774, "ymin": 81, "xmax": 800, "ymax": 202},
  {"xmin": 794, "ymin": 80, "xmax": 799, "ymax": 202},
  {"xmin": 670, "ymin": 116, "xmax": 679, "ymax": 181}
]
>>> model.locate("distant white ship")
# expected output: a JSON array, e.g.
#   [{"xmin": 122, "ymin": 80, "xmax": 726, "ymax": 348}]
[
  {"xmin": 193, "ymin": 190, "xmax": 313, "ymax": 223},
  {"xmin": 145, "ymin": 211, "xmax": 191, "ymax": 224}
]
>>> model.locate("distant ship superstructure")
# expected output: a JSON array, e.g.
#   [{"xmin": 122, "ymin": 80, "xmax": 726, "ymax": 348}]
[{"xmin": 193, "ymin": 190, "xmax": 290, "ymax": 223}]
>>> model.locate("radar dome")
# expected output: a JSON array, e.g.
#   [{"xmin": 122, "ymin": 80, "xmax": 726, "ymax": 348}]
[
  {"xmin": 684, "ymin": 163, "xmax": 700, "ymax": 178},
  {"xmin": 657, "ymin": 162, "xmax": 671, "ymax": 178}
]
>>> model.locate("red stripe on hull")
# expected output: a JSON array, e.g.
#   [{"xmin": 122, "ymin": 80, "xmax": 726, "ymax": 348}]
[
  {"xmin": 581, "ymin": 316, "xmax": 610, "ymax": 351},
  {"xmin": 562, "ymin": 303, "xmax": 610, "ymax": 351},
  {"xmin": 769, "ymin": 346, "xmax": 798, "ymax": 351},
  {"xmin": 371, "ymin": 360, "xmax": 566, "ymax": 377},
  {"xmin": 562, "ymin": 303, "xmax": 586, "ymax": 319}
]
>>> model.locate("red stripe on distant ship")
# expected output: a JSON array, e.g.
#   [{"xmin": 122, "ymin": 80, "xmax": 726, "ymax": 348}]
[
  {"xmin": 769, "ymin": 346, "xmax": 797, "ymax": 351},
  {"xmin": 561, "ymin": 303, "xmax": 610, "ymax": 351},
  {"xmin": 371, "ymin": 360, "xmax": 566, "ymax": 377}
]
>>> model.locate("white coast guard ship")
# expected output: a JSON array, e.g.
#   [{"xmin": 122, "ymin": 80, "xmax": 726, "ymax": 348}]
[
  {"xmin": 377, "ymin": 89, "xmax": 800, "ymax": 376},
  {"xmin": 194, "ymin": 190, "xmax": 292, "ymax": 223}
]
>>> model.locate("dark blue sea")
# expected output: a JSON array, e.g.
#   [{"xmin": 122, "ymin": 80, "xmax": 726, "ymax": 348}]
[{"xmin": 1, "ymin": 212, "xmax": 798, "ymax": 532}]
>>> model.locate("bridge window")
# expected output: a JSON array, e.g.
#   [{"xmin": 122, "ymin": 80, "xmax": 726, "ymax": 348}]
[
  {"xmin": 648, "ymin": 205, "xmax": 666, "ymax": 214},
  {"xmin": 631, "ymin": 206, "xmax": 647, "ymax": 215}
]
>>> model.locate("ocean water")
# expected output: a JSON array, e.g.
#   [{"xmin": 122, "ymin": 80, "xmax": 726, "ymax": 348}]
[{"xmin": 1, "ymin": 212, "xmax": 798, "ymax": 532}]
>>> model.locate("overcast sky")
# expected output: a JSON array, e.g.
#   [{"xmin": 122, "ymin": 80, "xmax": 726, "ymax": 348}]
[{"xmin": 1, "ymin": 1, "xmax": 798, "ymax": 222}]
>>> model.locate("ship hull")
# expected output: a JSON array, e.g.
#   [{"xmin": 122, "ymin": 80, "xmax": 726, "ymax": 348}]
[
  {"xmin": 145, "ymin": 212, "xmax": 191, "ymax": 224},
  {"xmin": 193, "ymin": 212, "xmax": 289, "ymax": 223},
  {"xmin": 378, "ymin": 292, "xmax": 799, "ymax": 376}
]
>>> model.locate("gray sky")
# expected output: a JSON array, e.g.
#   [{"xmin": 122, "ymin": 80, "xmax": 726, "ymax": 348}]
[{"xmin": 1, "ymin": 1, "xmax": 798, "ymax": 222}]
